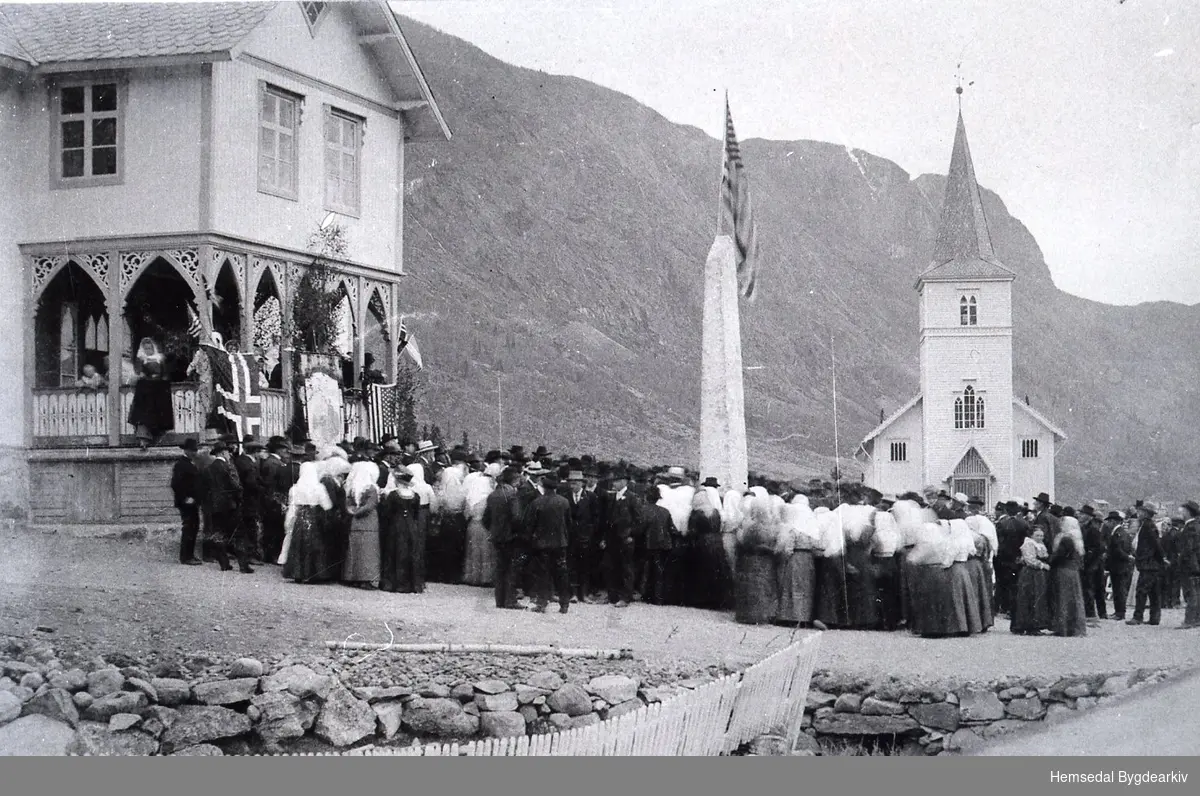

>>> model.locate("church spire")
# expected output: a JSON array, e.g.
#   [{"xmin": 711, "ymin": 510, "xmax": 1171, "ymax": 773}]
[{"xmin": 932, "ymin": 109, "xmax": 995, "ymax": 265}]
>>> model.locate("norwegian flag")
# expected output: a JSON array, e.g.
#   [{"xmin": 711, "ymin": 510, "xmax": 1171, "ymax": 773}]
[
  {"xmin": 201, "ymin": 344, "xmax": 261, "ymax": 436},
  {"xmin": 396, "ymin": 319, "xmax": 424, "ymax": 370}
]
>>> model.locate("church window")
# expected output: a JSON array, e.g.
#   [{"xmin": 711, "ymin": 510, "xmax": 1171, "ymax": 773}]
[
  {"xmin": 1021, "ymin": 438, "xmax": 1039, "ymax": 458},
  {"xmin": 889, "ymin": 441, "xmax": 907, "ymax": 462},
  {"xmin": 960, "ymin": 295, "xmax": 977, "ymax": 326},
  {"xmin": 954, "ymin": 386, "xmax": 985, "ymax": 429}
]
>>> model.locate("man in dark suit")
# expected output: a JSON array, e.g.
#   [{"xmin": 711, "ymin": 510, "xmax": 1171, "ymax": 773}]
[
  {"xmin": 1128, "ymin": 502, "xmax": 1166, "ymax": 625},
  {"xmin": 640, "ymin": 488, "xmax": 675, "ymax": 605},
  {"xmin": 513, "ymin": 461, "xmax": 545, "ymax": 599},
  {"xmin": 204, "ymin": 441, "xmax": 252, "ymax": 573},
  {"xmin": 994, "ymin": 501, "xmax": 1029, "ymax": 617},
  {"xmin": 1032, "ymin": 492, "xmax": 1059, "ymax": 550},
  {"xmin": 561, "ymin": 469, "xmax": 598, "ymax": 603},
  {"xmin": 483, "ymin": 466, "xmax": 524, "ymax": 609},
  {"xmin": 523, "ymin": 475, "xmax": 572, "ymax": 614},
  {"xmin": 170, "ymin": 438, "xmax": 203, "ymax": 566},
  {"xmin": 1106, "ymin": 510, "xmax": 1135, "ymax": 620},
  {"xmin": 1079, "ymin": 505, "xmax": 1108, "ymax": 621},
  {"xmin": 259, "ymin": 437, "xmax": 292, "ymax": 564},
  {"xmin": 234, "ymin": 436, "xmax": 265, "ymax": 563},
  {"xmin": 603, "ymin": 467, "xmax": 641, "ymax": 607}
]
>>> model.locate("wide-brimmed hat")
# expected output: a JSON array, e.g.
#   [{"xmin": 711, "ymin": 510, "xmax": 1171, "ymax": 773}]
[
  {"xmin": 1182, "ymin": 500, "xmax": 1200, "ymax": 517},
  {"xmin": 1140, "ymin": 501, "xmax": 1158, "ymax": 516},
  {"xmin": 880, "ymin": 493, "xmax": 897, "ymax": 506},
  {"xmin": 484, "ymin": 449, "xmax": 502, "ymax": 464},
  {"xmin": 210, "ymin": 441, "xmax": 230, "ymax": 455},
  {"xmin": 179, "ymin": 438, "xmax": 199, "ymax": 453},
  {"xmin": 609, "ymin": 467, "xmax": 630, "ymax": 482},
  {"xmin": 1106, "ymin": 510, "xmax": 1122, "ymax": 520},
  {"xmin": 701, "ymin": 477, "xmax": 721, "ymax": 489},
  {"xmin": 241, "ymin": 435, "xmax": 264, "ymax": 451},
  {"xmin": 1080, "ymin": 505, "xmax": 1095, "ymax": 516},
  {"xmin": 666, "ymin": 466, "xmax": 686, "ymax": 482},
  {"xmin": 416, "ymin": 439, "xmax": 438, "ymax": 453},
  {"xmin": 1004, "ymin": 500, "xmax": 1021, "ymax": 513},
  {"xmin": 523, "ymin": 461, "xmax": 549, "ymax": 477},
  {"xmin": 567, "ymin": 470, "xmax": 585, "ymax": 482},
  {"xmin": 1033, "ymin": 492, "xmax": 1051, "ymax": 506},
  {"xmin": 532, "ymin": 445, "xmax": 552, "ymax": 459},
  {"xmin": 951, "ymin": 492, "xmax": 969, "ymax": 505}
]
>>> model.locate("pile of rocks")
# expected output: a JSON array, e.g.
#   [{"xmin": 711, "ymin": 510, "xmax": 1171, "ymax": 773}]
[
  {"xmin": 0, "ymin": 638, "xmax": 688, "ymax": 756},
  {"xmin": 783, "ymin": 667, "xmax": 1182, "ymax": 756}
]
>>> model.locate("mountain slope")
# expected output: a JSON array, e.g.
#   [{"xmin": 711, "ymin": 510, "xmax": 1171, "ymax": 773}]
[{"xmin": 396, "ymin": 19, "xmax": 1200, "ymax": 506}]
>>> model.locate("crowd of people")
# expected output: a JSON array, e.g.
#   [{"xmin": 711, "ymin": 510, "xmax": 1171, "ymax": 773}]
[{"xmin": 169, "ymin": 435, "xmax": 1200, "ymax": 632}]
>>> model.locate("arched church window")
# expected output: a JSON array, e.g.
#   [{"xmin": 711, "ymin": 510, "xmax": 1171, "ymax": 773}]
[
  {"xmin": 963, "ymin": 385, "xmax": 976, "ymax": 427},
  {"xmin": 976, "ymin": 394, "xmax": 985, "ymax": 428},
  {"xmin": 968, "ymin": 296, "xmax": 978, "ymax": 325},
  {"xmin": 960, "ymin": 296, "xmax": 969, "ymax": 326},
  {"xmin": 954, "ymin": 395, "xmax": 964, "ymax": 429},
  {"xmin": 955, "ymin": 386, "xmax": 984, "ymax": 430}
]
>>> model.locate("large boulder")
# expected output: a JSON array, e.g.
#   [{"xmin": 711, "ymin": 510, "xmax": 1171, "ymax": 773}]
[
  {"xmin": 860, "ymin": 697, "xmax": 906, "ymax": 716},
  {"xmin": 472, "ymin": 680, "xmax": 509, "ymax": 695},
  {"xmin": 908, "ymin": 703, "xmax": 960, "ymax": 732},
  {"xmin": 811, "ymin": 714, "xmax": 922, "ymax": 737},
  {"xmin": 956, "ymin": 689, "xmax": 1005, "ymax": 723},
  {"xmin": 515, "ymin": 685, "xmax": 548, "ymax": 705},
  {"xmin": 250, "ymin": 692, "xmax": 307, "ymax": 747},
  {"xmin": 373, "ymin": 701, "xmax": 405, "ymax": 740},
  {"xmin": 84, "ymin": 692, "xmax": 148, "ymax": 722},
  {"xmin": 67, "ymin": 721, "xmax": 159, "ymax": 756},
  {"xmin": 150, "ymin": 678, "xmax": 191, "ymax": 707},
  {"xmin": 0, "ymin": 714, "xmax": 77, "ymax": 755},
  {"xmin": 23, "ymin": 688, "xmax": 79, "ymax": 727},
  {"xmin": 527, "ymin": 671, "xmax": 564, "ymax": 691},
  {"xmin": 86, "ymin": 669, "xmax": 126, "ymax": 698},
  {"xmin": 475, "ymin": 692, "xmax": 519, "ymax": 712},
  {"xmin": 586, "ymin": 675, "xmax": 638, "ymax": 706},
  {"xmin": 352, "ymin": 686, "xmax": 411, "ymax": 704},
  {"xmin": 1004, "ymin": 697, "xmax": 1046, "ymax": 721},
  {"xmin": 565, "ymin": 713, "xmax": 600, "ymax": 730},
  {"xmin": 479, "ymin": 711, "xmax": 526, "ymax": 738},
  {"xmin": 313, "ymin": 683, "xmax": 377, "ymax": 748},
  {"xmin": 229, "ymin": 659, "xmax": 265, "ymax": 679},
  {"xmin": 161, "ymin": 705, "xmax": 251, "ymax": 751},
  {"xmin": 401, "ymin": 697, "xmax": 479, "ymax": 738},
  {"xmin": 806, "ymin": 690, "xmax": 838, "ymax": 709},
  {"xmin": 603, "ymin": 699, "xmax": 642, "ymax": 721},
  {"xmin": 259, "ymin": 666, "xmax": 333, "ymax": 701},
  {"xmin": 192, "ymin": 678, "xmax": 258, "ymax": 706},
  {"xmin": 126, "ymin": 678, "xmax": 158, "ymax": 704},
  {"xmin": 0, "ymin": 691, "xmax": 22, "ymax": 725},
  {"xmin": 833, "ymin": 693, "xmax": 862, "ymax": 714},
  {"xmin": 547, "ymin": 684, "xmax": 592, "ymax": 717},
  {"xmin": 20, "ymin": 672, "xmax": 45, "ymax": 691},
  {"xmin": 170, "ymin": 743, "xmax": 224, "ymax": 756},
  {"xmin": 63, "ymin": 669, "xmax": 88, "ymax": 692}
]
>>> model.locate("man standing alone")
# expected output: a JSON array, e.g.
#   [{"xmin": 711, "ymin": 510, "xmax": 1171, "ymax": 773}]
[{"xmin": 170, "ymin": 438, "xmax": 203, "ymax": 566}]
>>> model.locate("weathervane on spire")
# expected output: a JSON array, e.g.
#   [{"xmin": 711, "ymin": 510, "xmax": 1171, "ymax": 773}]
[{"xmin": 954, "ymin": 61, "xmax": 975, "ymax": 110}]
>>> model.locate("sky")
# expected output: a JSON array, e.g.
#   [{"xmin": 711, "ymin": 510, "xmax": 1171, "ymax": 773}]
[{"xmin": 393, "ymin": 0, "xmax": 1200, "ymax": 307}]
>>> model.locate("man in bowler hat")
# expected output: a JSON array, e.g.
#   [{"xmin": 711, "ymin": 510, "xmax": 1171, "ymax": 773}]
[
  {"xmin": 1128, "ymin": 502, "xmax": 1166, "ymax": 625},
  {"xmin": 522, "ymin": 474, "xmax": 572, "ymax": 613},
  {"xmin": 170, "ymin": 438, "xmax": 204, "ymax": 565}
]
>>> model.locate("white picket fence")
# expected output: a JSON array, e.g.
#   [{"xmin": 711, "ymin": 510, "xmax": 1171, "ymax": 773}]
[{"xmin": 292, "ymin": 633, "xmax": 821, "ymax": 757}]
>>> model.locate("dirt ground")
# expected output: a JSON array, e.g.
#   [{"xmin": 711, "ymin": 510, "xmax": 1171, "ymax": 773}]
[{"xmin": 2, "ymin": 527, "xmax": 1198, "ymax": 684}]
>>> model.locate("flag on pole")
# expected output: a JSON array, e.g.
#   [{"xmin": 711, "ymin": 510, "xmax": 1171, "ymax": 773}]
[
  {"xmin": 719, "ymin": 95, "xmax": 759, "ymax": 301},
  {"xmin": 202, "ymin": 344, "xmax": 262, "ymax": 436},
  {"xmin": 186, "ymin": 303, "xmax": 204, "ymax": 340},
  {"xmin": 367, "ymin": 382, "xmax": 400, "ymax": 442},
  {"xmin": 397, "ymin": 320, "xmax": 424, "ymax": 370}
]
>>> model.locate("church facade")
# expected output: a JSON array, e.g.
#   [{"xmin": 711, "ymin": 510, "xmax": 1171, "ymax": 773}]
[{"xmin": 856, "ymin": 110, "xmax": 1065, "ymax": 505}]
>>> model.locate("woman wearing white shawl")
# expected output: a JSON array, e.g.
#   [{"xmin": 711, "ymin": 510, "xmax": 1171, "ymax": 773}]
[
  {"xmin": 406, "ymin": 462, "xmax": 435, "ymax": 591},
  {"xmin": 379, "ymin": 467, "xmax": 423, "ymax": 593},
  {"xmin": 813, "ymin": 507, "xmax": 850, "ymax": 628},
  {"xmin": 462, "ymin": 464, "xmax": 499, "ymax": 586},
  {"xmin": 658, "ymin": 484, "xmax": 695, "ymax": 606},
  {"xmin": 890, "ymin": 497, "xmax": 925, "ymax": 629},
  {"xmin": 317, "ymin": 456, "xmax": 352, "ymax": 573},
  {"xmin": 341, "ymin": 461, "xmax": 381, "ymax": 588},
  {"xmin": 734, "ymin": 494, "xmax": 788, "ymax": 624},
  {"xmin": 948, "ymin": 518, "xmax": 985, "ymax": 634},
  {"xmin": 1012, "ymin": 528, "xmax": 1052, "ymax": 634},
  {"xmin": 1049, "ymin": 515, "xmax": 1087, "ymax": 637},
  {"xmin": 775, "ymin": 496, "xmax": 818, "ymax": 626},
  {"xmin": 839, "ymin": 502, "xmax": 879, "ymax": 629},
  {"xmin": 684, "ymin": 488, "xmax": 734, "ymax": 610},
  {"xmin": 870, "ymin": 508, "xmax": 903, "ymax": 630},
  {"xmin": 278, "ymin": 462, "xmax": 335, "ymax": 583}
]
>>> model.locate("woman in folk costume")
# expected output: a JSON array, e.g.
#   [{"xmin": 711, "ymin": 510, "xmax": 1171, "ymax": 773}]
[
  {"xmin": 658, "ymin": 482, "xmax": 696, "ymax": 606},
  {"xmin": 776, "ymin": 495, "xmax": 820, "ymax": 627},
  {"xmin": 685, "ymin": 488, "xmax": 735, "ymax": 610},
  {"xmin": 734, "ymin": 494, "xmax": 788, "ymax": 624},
  {"xmin": 870, "ymin": 504, "xmax": 903, "ymax": 631},
  {"xmin": 839, "ymin": 502, "xmax": 879, "ymax": 629},
  {"xmin": 317, "ymin": 453, "xmax": 352, "ymax": 577},
  {"xmin": 948, "ymin": 517, "xmax": 984, "ymax": 634},
  {"xmin": 891, "ymin": 496, "xmax": 928, "ymax": 630},
  {"xmin": 1049, "ymin": 516, "xmax": 1087, "ymax": 637},
  {"xmin": 965, "ymin": 503, "xmax": 999, "ymax": 616},
  {"xmin": 431, "ymin": 452, "xmax": 469, "ymax": 584},
  {"xmin": 462, "ymin": 464, "xmax": 500, "ymax": 586},
  {"xmin": 405, "ymin": 461, "xmax": 434, "ymax": 593},
  {"xmin": 1011, "ymin": 528, "xmax": 1052, "ymax": 635},
  {"xmin": 379, "ymin": 468, "xmax": 423, "ymax": 593},
  {"xmin": 341, "ymin": 461, "xmax": 382, "ymax": 589},
  {"xmin": 126, "ymin": 336, "xmax": 175, "ymax": 449},
  {"xmin": 720, "ymin": 489, "xmax": 744, "ymax": 577},
  {"xmin": 278, "ymin": 462, "xmax": 335, "ymax": 583},
  {"xmin": 813, "ymin": 507, "xmax": 850, "ymax": 628}
]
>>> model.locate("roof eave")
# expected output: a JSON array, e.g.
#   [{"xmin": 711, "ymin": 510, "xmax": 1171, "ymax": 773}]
[
  {"xmin": 30, "ymin": 51, "xmax": 232, "ymax": 75},
  {"xmin": 861, "ymin": 393, "xmax": 923, "ymax": 444},
  {"xmin": 0, "ymin": 53, "xmax": 31, "ymax": 73},
  {"xmin": 1013, "ymin": 398, "xmax": 1067, "ymax": 441},
  {"xmin": 378, "ymin": 2, "xmax": 451, "ymax": 142},
  {"xmin": 941, "ymin": 443, "xmax": 1001, "ymax": 484}
]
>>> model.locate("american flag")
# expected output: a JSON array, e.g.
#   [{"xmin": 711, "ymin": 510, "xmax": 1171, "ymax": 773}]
[
  {"xmin": 186, "ymin": 303, "xmax": 204, "ymax": 339},
  {"xmin": 201, "ymin": 344, "xmax": 261, "ymax": 436},
  {"xmin": 719, "ymin": 95, "xmax": 759, "ymax": 301},
  {"xmin": 367, "ymin": 382, "xmax": 401, "ymax": 442}
]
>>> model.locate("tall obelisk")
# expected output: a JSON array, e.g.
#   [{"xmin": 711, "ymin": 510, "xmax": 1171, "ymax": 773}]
[{"xmin": 699, "ymin": 234, "xmax": 749, "ymax": 495}]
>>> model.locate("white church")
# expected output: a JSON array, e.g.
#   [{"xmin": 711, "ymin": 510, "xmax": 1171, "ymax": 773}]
[{"xmin": 856, "ymin": 109, "xmax": 1066, "ymax": 506}]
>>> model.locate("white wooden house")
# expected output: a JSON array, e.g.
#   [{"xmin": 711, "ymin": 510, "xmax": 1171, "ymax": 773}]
[
  {"xmin": 0, "ymin": 1, "xmax": 450, "ymax": 524},
  {"xmin": 856, "ymin": 110, "xmax": 1066, "ymax": 505}
]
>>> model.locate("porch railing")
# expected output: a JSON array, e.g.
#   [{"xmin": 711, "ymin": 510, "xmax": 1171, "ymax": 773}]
[{"xmin": 33, "ymin": 383, "xmax": 289, "ymax": 446}]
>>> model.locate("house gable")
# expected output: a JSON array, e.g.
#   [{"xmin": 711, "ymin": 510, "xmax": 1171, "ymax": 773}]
[{"xmin": 1013, "ymin": 397, "xmax": 1067, "ymax": 441}]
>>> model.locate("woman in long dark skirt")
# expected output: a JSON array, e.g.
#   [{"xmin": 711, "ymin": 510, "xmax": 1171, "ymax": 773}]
[
  {"xmin": 949, "ymin": 520, "xmax": 983, "ymax": 635},
  {"xmin": 776, "ymin": 499, "xmax": 818, "ymax": 627},
  {"xmin": 1011, "ymin": 529, "xmax": 1051, "ymax": 635},
  {"xmin": 814, "ymin": 510, "xmax": 850, "ymax": 628},
  {"xmin": 844, "ymin": 533, "xmax": 879, "ymax": 629},
  {"xmin": 126, "ymin": 337, "xmax": 175, "ymax": 449},
  {"xmin": 380, "ymin": 471, "xmax": 422, "ymax": 593},
  {"xmin": 1050, "ymin": 519, "xmax": 1088, "ymax": 637},
  {"xmin": 870, "ymin": 508, "xmax": 902, "ymax": 631},
  {"xmin": 685, "ymin": 491, "xmax": 734, "ymax": 610},
  {"xmin": 377, "ymin": 471, "xmax": 399, "ymax": 593},
  {"xmin": 318, "ymin": 456, "xmax": 352, "ymax": 579},
  {"xmin": 967, "ymin": 534, "xmax": 995, "ymax": 631},
  {"xmin": 734, "ymin": 497, "xmax": 784, "ymax": 625},
  {"xmin": 279, "ymin": 462, "xmax": 334, "ymax": 583}
]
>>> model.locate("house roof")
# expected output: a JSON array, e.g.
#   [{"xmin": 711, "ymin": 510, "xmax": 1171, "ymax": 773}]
[
  {"xmin": 0, "ymin": 2, "xmax": 275, "ymax": 65},
  {"xmin": 0, "ymin": 2, "xmax": 450, "ymax": 141},
  {"xmin": 860, "ymin": 393, "xmax": 922, "ymax": 446},
  {"xmin": 918, "ymin": 111, "xmax": 1015, "ymax": 286},
  {"xmin": 1014, "ymin": 397, "xmax": 1067, "ymax": 440}
]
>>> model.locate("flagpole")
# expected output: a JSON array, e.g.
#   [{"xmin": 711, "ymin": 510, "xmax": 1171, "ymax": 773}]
[{"xmin": 717, "ymin": 89, "xmax": 727, "ymax": 233}]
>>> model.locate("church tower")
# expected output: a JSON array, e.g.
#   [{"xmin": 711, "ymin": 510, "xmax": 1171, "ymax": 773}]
[{"xmin": 916, "ymin": 109, "xmax": 1017, "ymax": 504}]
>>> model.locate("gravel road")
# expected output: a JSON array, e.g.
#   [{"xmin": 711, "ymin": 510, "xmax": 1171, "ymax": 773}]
[{"xmin": 2, "ymin": 529, "xmax": 1197, "ymax": 685}]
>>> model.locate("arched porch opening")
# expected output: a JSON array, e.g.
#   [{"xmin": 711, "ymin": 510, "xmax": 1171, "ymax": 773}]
[
  {"xmin": 333, "ymin": 283, "xmax": 356, "ymax": 388},
  {"xmin": 363, "ymin": 287, "xmax": 390, "ymax": 385},
  {"xmin": 34, "ymin": 261, "xmax": 108, "ymax": 389},
  {"xmin": 253, "ymin": 269, "xmax": 284, "ymax": 389},
  {"xmin": 210, "ymin": 259, "xmax": 243, "ymax": 350},
  {"xmin": 122, "ymin": 257, "xmax": 196, "ymax": 383}
]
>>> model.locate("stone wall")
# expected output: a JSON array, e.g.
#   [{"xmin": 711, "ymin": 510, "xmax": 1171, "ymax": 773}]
[{"xmin": 0, "ymin": 637, "xmax": 703, "ymax": 756}]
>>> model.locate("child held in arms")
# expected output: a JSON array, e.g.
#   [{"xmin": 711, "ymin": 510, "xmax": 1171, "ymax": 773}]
[{"xmin": 76, "ymin": 364, "xmax": 107, "ymax": 390}]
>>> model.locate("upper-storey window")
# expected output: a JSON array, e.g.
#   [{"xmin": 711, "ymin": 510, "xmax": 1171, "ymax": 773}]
[
  {"xmin": 51, "ymin": 78, "xmax": 124, "ymax": 188},
  {"xmin": 960, "ymin": 295, "xmax": 978, "ymax": 326},
  {"xmin": 954, "ymin": 385, "xmax": 985, "ymax": 429},
  {"xmin": 258, "ymin": 84, "xmax": 301, "ymax": 201},
  {"xmin": 324, "ymin": 106, "xmax": 362, "ymax": 216}
]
